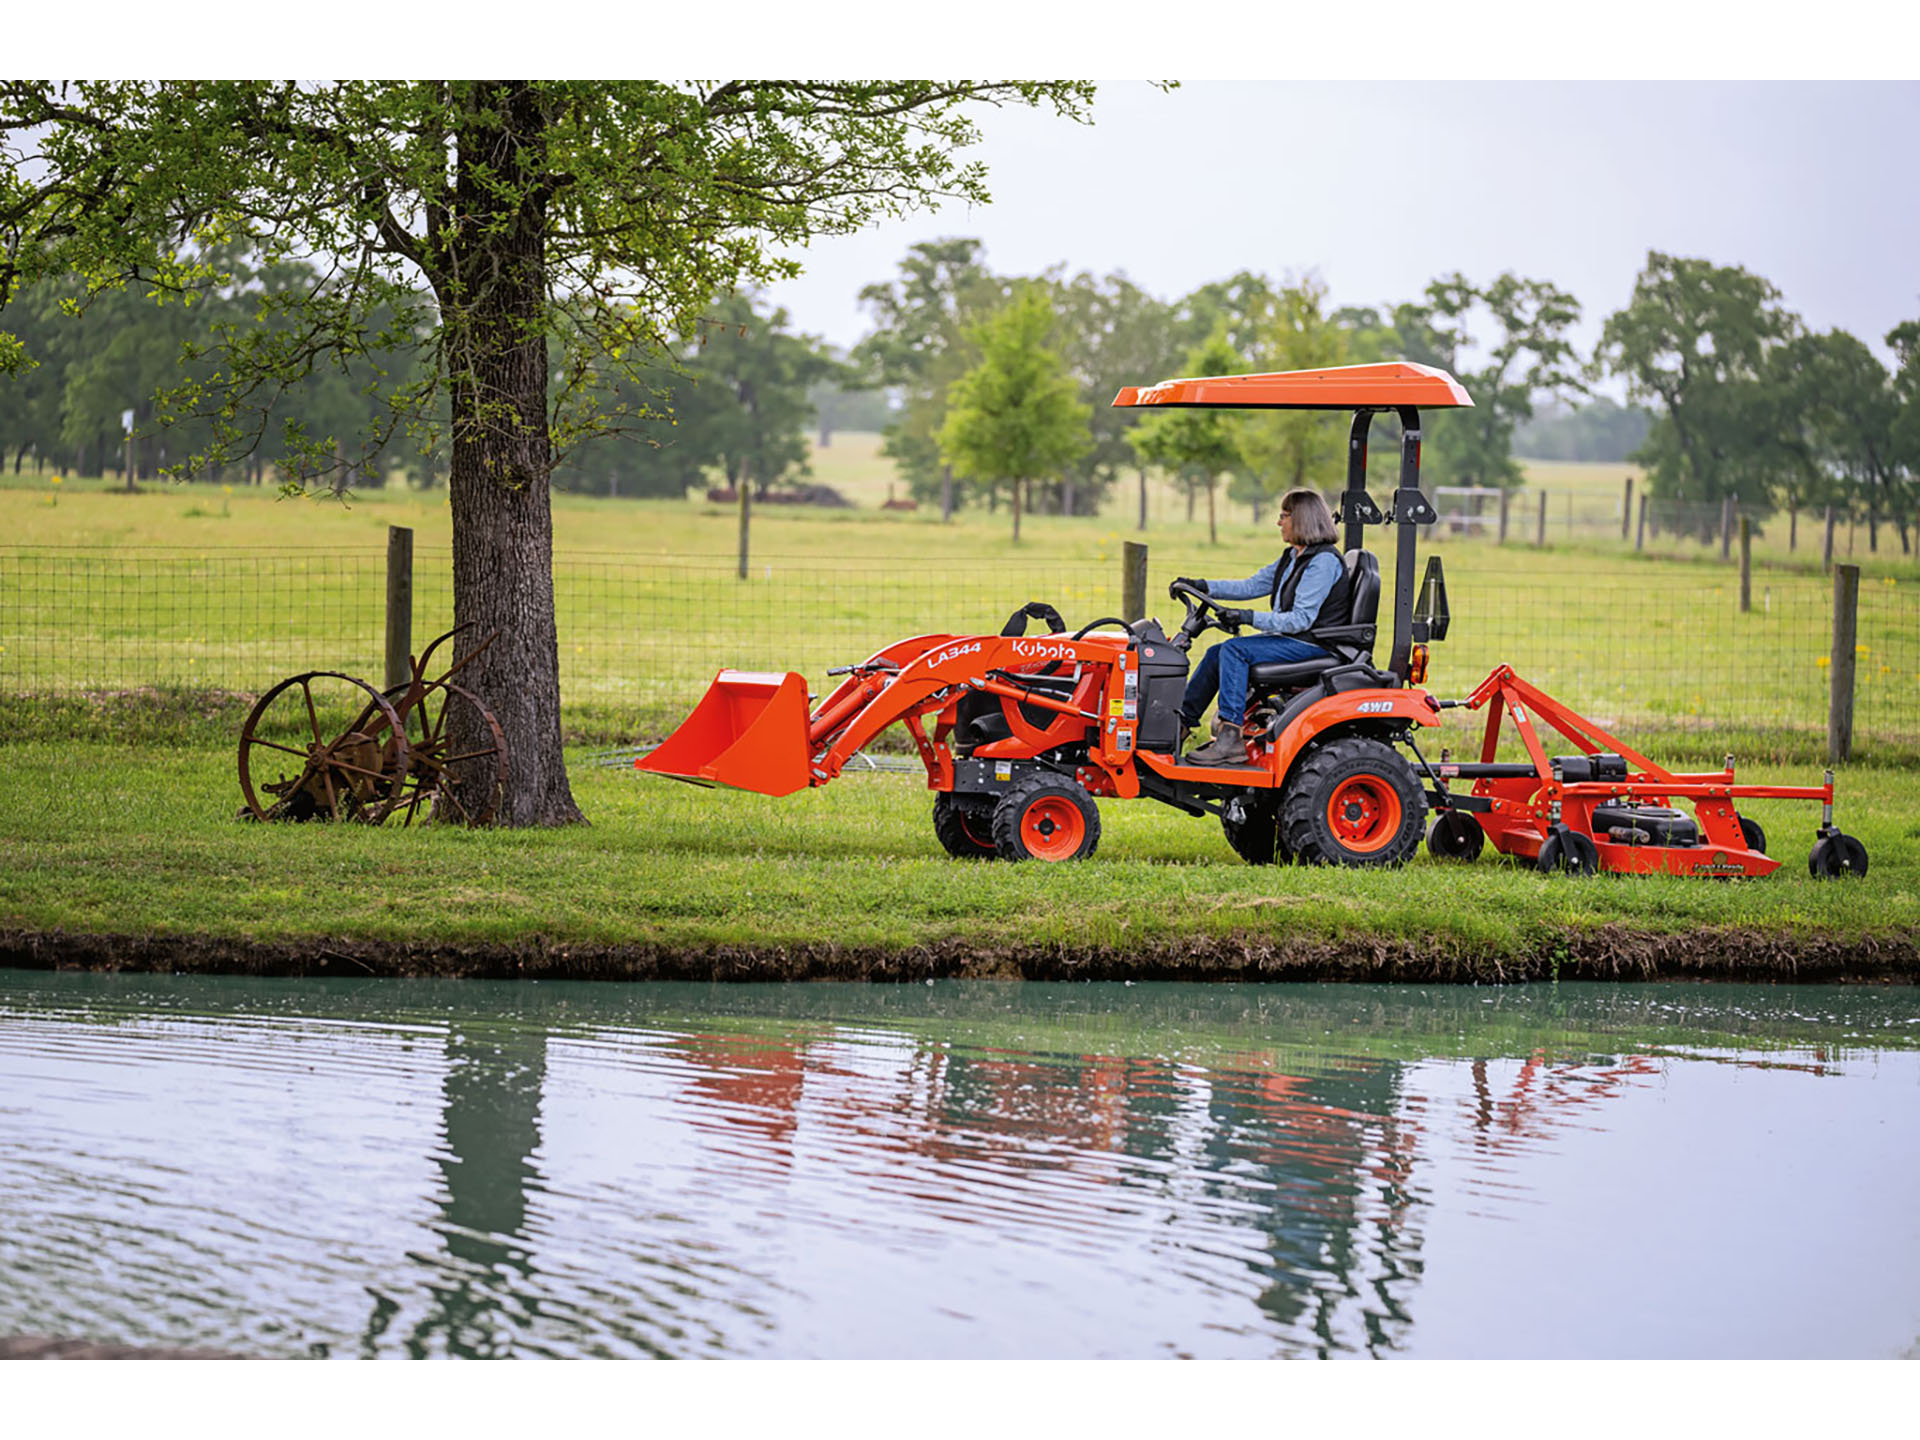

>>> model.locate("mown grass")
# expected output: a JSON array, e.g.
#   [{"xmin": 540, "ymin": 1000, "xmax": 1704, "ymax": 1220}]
[{"xmin": 1, "ymin": 739, "xmax": 1913, "ymax": 958}]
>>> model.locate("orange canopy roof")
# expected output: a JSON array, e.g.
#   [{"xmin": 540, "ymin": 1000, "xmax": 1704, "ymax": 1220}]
[{"xmin": 1112, "ymin": 361, "xmax": 1473, "ymax": 411}]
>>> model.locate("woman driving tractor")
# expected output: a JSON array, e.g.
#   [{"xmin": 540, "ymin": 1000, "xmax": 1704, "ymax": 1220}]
[{"xmin": 1174, "ymin": 487, "xmax": 1353, "ymax": 766}]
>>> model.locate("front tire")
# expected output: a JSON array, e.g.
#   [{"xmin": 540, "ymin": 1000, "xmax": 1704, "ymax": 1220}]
[
  {"xmin": 933, "ymin": 792, "xmax": 999, "ymax": 860},
  {"xmin": 992, "ymin": 774, "xmax": 1101, "ymax": 862},
  {"xmin": 1279, "ymin": 736, "xmax": 1427, "ymax": 867}
]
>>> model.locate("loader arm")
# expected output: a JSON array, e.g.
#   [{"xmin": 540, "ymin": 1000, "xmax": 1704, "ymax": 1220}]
[{"xmin": 815, "ymin": 633, "xmax": 1117, "ymax": 779}]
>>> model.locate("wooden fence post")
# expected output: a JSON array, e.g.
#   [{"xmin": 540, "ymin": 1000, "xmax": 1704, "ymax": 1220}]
[
  {"xmin": 737, "ymin": 480, "xmax": 752, "ymax": 580},
  {"xmin": 1738, "ymin": 516, "xmax": 1752, "ymax": 613},
  {"xmin": 1535, "ymin": 490, "xmax": 1547, "ymax": 547},
  {"xmin": 1498, "ymin": 488, "xmax": 1511, "ymax": 544},
  {"xmin": 1122, "ymin": 541, "xmax": 1148, "ymax": 623},
  {"xmin": 385, "ymin": 524, "xmax": 414, "ymax": 692},
  {"xmin": 1720, "ymin": 496, "xmax": 1734, "ymax": 560},
  {"xmin": 1829, "ymin": 563, "xmax": 1859, "ymax": 764},
  {"xmin": 1635, "ymin": 493, "xmax": 1647, "ymax": 551},
  {"xmin": 1621, "ymin": 475, "xmax": 1633, "ymax": 542},
  {"xmin": 1823, "ymin": 505, "xmax": 1836, "ymax": 572}
]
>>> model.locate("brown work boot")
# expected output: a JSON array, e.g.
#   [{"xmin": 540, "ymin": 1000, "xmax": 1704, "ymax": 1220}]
[{"xmin": 1186, "ymin": 723, "xmax": 1252, "ymax": 767}]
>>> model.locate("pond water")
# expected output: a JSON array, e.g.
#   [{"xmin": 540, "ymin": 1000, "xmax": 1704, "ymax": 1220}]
[{"xmin": 1, "ymin": 971, "xmax": 1915, "ymax": 1359}]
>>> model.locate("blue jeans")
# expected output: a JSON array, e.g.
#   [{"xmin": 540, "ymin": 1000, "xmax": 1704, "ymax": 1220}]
[{"xmin": 1180, "ymin": 634, "xmax": 1329, "ymax": 728}]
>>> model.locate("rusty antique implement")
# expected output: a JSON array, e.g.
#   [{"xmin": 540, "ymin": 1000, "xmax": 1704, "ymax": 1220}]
[{"xmin": 238, "ymin": 625, "xmax": 508, "ymax": 826}]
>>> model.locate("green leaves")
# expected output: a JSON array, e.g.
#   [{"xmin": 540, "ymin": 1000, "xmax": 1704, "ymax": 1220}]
[{"xmin": 937, "ymin": 284, "xmax": 1091, "ymax": 529}]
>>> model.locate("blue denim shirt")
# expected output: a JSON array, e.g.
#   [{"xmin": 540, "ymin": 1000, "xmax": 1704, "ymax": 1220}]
[{"xmin": 1206, "ymin": 549, "xmax": 1342, "ymax": 636}]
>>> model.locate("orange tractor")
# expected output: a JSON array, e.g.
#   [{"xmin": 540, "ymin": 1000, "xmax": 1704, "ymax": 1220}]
[{"xmin": 640, "ymin": 363, "xmax": 1866, "ymax": 879}]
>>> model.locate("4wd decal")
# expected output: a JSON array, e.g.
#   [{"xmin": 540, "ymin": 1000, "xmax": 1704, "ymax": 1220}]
[{"xmin": 1357, "ymin": 700, "xmax": 1394, "ymax": 713}]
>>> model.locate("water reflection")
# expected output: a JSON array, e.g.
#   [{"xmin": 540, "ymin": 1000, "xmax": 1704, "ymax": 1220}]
[
  {"xmin": 386, "ymin": 1023, "xmax": 549, "ymax": 1359},
  {"xmin": 0, "ymin": 974, "xmax": 1914, "ymax": 1359}
]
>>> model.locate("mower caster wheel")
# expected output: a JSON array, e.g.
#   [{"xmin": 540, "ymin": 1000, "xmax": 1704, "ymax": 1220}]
[
  {"xmin": 1279, "ymin": 736, "xmax": 1427, "ymax": 867},
  {"xmin": 992, "ymin": 774, "xmax": 1100, "ymax": 862},
  {"xmin": 1738, "ymin": 816, "xmax": 1767, "ymax": 855},
  {"xmin": 1221, "ymin": 790, "xmax": 1287, "ymax": 865},
  {"xmin": 933, "ymin": 793, "xmax": 1000, "ymax": 861},
  {"xmin": 1537, "ymin": 827, "xmax": 1600, "ymax": 877},
  {"xmin": 1808, "ymin": 832, "xmax": 1868, "ymax": 879},
  {"xmin": 1427, "ymin": 810, "xmax": 1485, "ymax": 862}
]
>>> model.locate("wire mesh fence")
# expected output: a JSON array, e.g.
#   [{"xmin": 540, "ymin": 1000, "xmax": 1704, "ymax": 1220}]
[
  {"xmin": 1433, "ymin": 486, "xmax": 1919, "ymax": 568},
  {"xmin": 2, "ymin": 543, "xmax": 1916, "ymax": 750}
]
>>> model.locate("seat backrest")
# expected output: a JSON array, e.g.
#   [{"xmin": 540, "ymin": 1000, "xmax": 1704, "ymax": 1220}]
[{"xmin": 1344, "ymin": 548, "xmax": 1381, "ymax": 628}]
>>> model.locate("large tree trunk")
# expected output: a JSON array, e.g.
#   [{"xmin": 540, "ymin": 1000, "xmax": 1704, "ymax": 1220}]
[
  {"xmin": 443, "ymin": 82, "xmax": 583, "ymax": 827},
  {"xmin": 1011, "ymin": 478, "xmax": 1022, "ymax": 542}
]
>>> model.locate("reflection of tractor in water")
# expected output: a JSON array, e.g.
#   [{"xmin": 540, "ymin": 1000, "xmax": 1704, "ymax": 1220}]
[{"xmin": 641, "ymin": 362, "xmax": 1866, "ymax": 880}]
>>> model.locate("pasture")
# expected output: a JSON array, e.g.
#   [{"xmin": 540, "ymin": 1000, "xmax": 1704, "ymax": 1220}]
[
  {"xmin": 3, "ymin": 439, "xmax": 1915, "ymax": 759},
  {"xmin": 1, "ymin": 437, "xmax": 1915, "ymax": 969}
]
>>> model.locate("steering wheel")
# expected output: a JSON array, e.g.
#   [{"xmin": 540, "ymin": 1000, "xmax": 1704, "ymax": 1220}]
[{"xmin": 1166, "ymin": 581, "xmax": 1244, "ymax": 650}]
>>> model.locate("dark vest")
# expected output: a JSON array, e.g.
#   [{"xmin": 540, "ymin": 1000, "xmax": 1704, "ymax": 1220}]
[{"xmin": 1270, "ymin": 542, "xmax": 1354, "ymax": 635}]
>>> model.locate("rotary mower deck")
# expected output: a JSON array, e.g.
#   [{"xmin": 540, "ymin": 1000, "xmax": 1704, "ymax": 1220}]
[{"xmin": 638, "ymin": 362, "xmax": 1865, "ymax": 880}]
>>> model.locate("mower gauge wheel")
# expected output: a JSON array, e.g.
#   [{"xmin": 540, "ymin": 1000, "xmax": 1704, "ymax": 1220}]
[
  {"xmin": 1427, "ymin": 809, "xmax": 1486, "ymax": 862},
  {"xmin": 1536, "ymin": 828, "xmax": 1600, "ymax": 877},
  {"xmin": 1808, "ymin": 833, "xmax": 1868, "ymax": 879},
  {"xmin": 1738, "ymin": 816, "xmax": 1767, "ymax": 856},
  {"xmin": 992, "ymin": 774, "xmax": 1101, "ymax": 862},
  {"xmin": 932, "ymin": 793, "xmax": 1000, "ymax": 861}
]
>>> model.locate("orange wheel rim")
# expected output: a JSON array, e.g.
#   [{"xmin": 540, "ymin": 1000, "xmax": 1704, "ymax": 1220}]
[
  {"xmin": 1326, "ymin": 776, "xmax": 1402, "ymax": 854},
  {"xmin": 1021, "ymin": 795, "xmax": 1086, "ymax": 860}
]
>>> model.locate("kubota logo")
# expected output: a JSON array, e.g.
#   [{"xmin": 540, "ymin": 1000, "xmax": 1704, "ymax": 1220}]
[{"xmin": 1010, "ymin": 640, "xmax": 1074, "ymax": 661}]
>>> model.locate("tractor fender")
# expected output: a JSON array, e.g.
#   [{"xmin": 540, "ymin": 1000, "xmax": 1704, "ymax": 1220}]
[{"xmin": 1267, "ymin": 689, "xmax": 1439, "ymax": 780}]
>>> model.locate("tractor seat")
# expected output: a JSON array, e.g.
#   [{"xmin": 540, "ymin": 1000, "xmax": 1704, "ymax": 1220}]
[{"xmin": 1247, "ymin": 548, "xmax": 1383, "ymax": 694}]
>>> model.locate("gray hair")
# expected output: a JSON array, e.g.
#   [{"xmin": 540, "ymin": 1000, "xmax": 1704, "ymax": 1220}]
[{"xmin": 1280, "ymin": 488, "xmax": 1338, "ymax": 546}]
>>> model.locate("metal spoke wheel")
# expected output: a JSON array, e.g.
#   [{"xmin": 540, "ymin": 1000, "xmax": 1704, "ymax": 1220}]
[
  {"xmin": 238, "ymin": 672, "xmax": 411, "ymax": 823},
  {"xmin": 384, "ymin": 680, "xmax": 508, "ymax": 827}
]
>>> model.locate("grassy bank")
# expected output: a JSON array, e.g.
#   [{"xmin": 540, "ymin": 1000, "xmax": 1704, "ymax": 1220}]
[{"xmin": 2, "ymin": 739, "xmax": 1915, "ymax": 982}]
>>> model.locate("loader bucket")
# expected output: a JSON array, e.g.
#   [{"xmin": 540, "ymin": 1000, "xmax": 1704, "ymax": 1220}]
[{"xmin": 636, "ymin": 670, "xmax": 813, "ymax": 797}]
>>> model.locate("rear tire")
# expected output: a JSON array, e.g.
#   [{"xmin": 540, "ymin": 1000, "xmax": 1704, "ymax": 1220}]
[
  {"xmin": 933, "ymin": 792, "xmax": 1000, "ymax": 860},
  {"xmin": 1279, "ymin": 736, "xmax": 1426, "ymax": 867},
  {"xmin": 1221, "ymin": 790, "xmax": 1287, "ymax": 865},
  {"xmin": 992, "ymin": 774, "xmax": 1101, "ymax": 862}
]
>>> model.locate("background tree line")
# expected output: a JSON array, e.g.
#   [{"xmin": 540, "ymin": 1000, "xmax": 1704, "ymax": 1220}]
[{"xmin": 5, "ymin": 239, "xmax": 1917, "ymax": 552}]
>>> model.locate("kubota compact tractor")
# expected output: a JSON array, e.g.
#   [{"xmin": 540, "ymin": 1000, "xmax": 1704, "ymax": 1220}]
[{"xmin": 639, "ymin": 362, "xmax": 1866, "ymax": 879}]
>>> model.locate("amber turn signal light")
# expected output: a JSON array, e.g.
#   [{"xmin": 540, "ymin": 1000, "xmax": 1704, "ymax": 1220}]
[{"xmin": 1408, "ymin": 643, "xmax": 1429, "ymax": 685}]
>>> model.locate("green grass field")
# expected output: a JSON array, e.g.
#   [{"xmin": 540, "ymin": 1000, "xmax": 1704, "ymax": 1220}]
[
  {"xmin": 2, "ymin": 439, "xmax": 1915, "ymax": 970},
  {"xmin": 5, "ymin": 438, "xmax": 1915, "ymax": 758},
  {"xmin": 1, "ymin": 740, "xmax": 1914, "ymax": 964}
]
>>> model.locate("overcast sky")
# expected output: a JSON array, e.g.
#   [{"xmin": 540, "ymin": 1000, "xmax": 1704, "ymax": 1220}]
[{"xmin": 763, "ymin": 80, "xmax": 1920, "ymax": 380}]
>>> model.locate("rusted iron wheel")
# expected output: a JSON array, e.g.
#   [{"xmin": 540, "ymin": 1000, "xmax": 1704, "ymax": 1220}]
[
  {"xmin": 238, "ymin": 671, "xmax": 412, "ymax": 823},
  {"xmin": 383, "ymin": 679, "xmax": 509, "ymax": 827}
]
